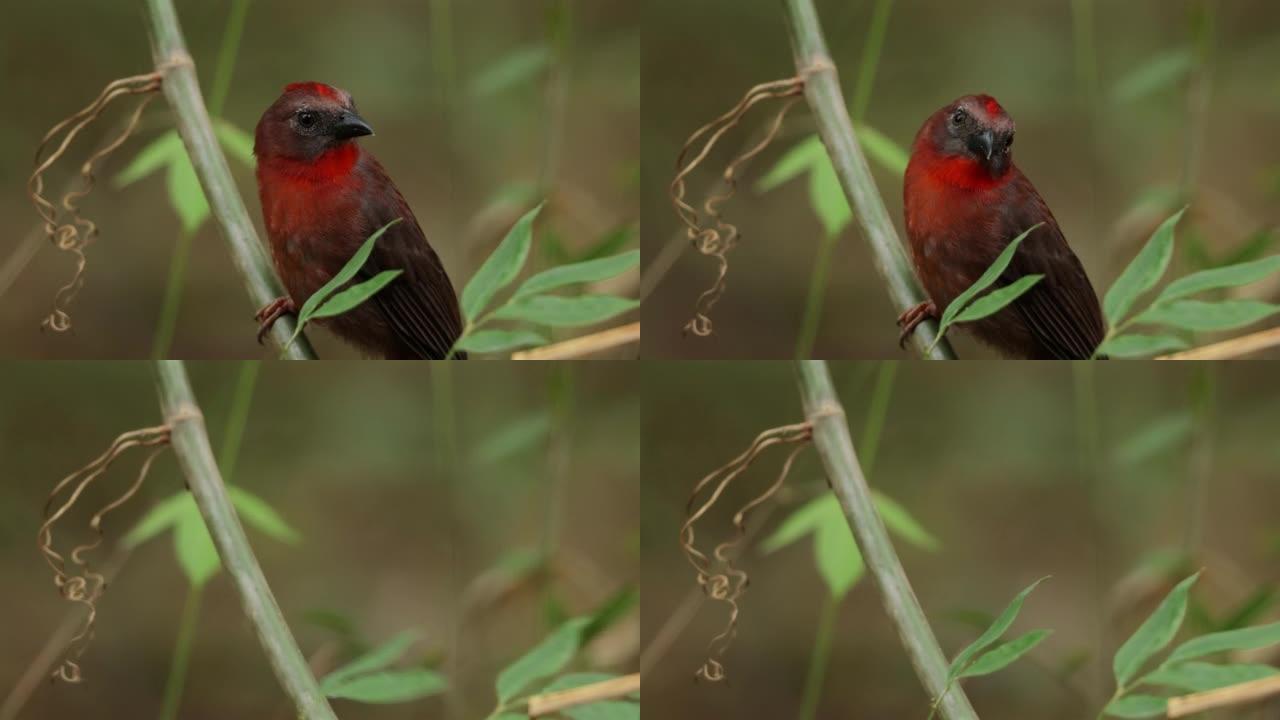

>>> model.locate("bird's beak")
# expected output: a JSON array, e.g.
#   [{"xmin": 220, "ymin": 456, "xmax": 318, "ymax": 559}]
[
  {"xmin": 333, "ymin": 111, "xmax": 374, "ymax": 140},
  {"xmin": 968, "ymin": 130, "xmax": 994, "ymax": 161}
]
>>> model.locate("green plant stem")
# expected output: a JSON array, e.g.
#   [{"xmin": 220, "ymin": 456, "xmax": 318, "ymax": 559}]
[
  {"xmin": 152, "ymin": 228, "xmax": 194, "ymax": 359},
  {"xmin": 158, "ymin": 585, "xmax": 203, "ymax": 720},
  {"xmin": 540, "ymin": 0, "xmax": 571, "ymax": 195},
  {"xmin": 207, "ymin": 0, "xmax": 251, "ymax": 117},
  {"xmin": 152, "ymin": 361, "xmax": 335, "ymax": 719},
  {"xmin": 1186, "ymin": 366, "xmax": 1214, "ymax": 557},
  {"xmin": 795, "ymin": 361, "xmax": 977, "ymax": 719},
  {"xmin": 1180, "ymin": 0, "xmax": 1215, "ymax": 203},
  {"xmin": 798, "ymin": 592, "xmax": 840, "ymax": 720},
  {"xmin": 795, "ymin": 232, "xmax": 839, "ymax": 358},
  {"xmin": 143, "ymin": 0, "xmax": 316, "ymax": 359},
  {"xmin": 542, "ymin": 366, "xmax": 574, "ymax": 561},
  {"xmin": 793, "ymin": 0, "xmax": 894, "ymax": 358},
  {"xmin": 780, "ymin": 0, "xmax": 954, "ymax": 360},
  {"xmin": 1072, "ymin": 362, "xmax": 1109, "ymax": 704}
]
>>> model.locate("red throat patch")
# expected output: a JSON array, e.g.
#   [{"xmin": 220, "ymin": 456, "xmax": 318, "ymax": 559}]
[{"xmin": 284, "ymin": 82, "xmax": 339, "ymax": 100}]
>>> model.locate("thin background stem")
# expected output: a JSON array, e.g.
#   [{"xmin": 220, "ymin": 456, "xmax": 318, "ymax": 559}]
[
  {"xmin": 143, "ymin": 0, "xmax": 316, "ymax": 358},
  {"xmin": 158, "ymin": 586, "xmax": 203, "ymax": 720},
  {"xmin": 795, "ymin": 360, "xmax": 976, "ymax": 719},
  {"xmin": 780, "ymin": 0, "xmax": 954, "ymax": 359},
  {"xmin": 1072, "ymin": 362, "xmax": 1109, "ymax": 705},
  {"xmin": 153, "ymin": 360, "xmax": 335, "ymax": 719}
]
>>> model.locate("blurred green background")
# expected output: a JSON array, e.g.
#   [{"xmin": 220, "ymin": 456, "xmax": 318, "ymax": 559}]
[
  {"xmin": 642, "ymin": 361, "xmax": 1280, "ymax": 718},
  {"xmin": 1, "ymin": 0, "xmax": 638, "ymax": 358},
  {"xmin": 0, "ymin": 361, "xmax": 638, "ymax": 718},
  {"xmin": 641, "ymin": 0, "xmax": 1280, "ymax": 358}
]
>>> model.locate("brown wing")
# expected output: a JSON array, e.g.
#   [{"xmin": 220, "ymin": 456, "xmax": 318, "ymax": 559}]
[
  {"xmin": 998, "ymin": 171, "xmax": 1105, "ymax": 359},
  {"xmin": 356, "ymin": 157, "xmax": 465, "ymax": 359}
]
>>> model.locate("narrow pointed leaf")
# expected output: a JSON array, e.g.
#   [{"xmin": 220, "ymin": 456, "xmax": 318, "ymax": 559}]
[
  {"xmin": 114, "ymin": 130, "xmax": 183, "ymax": 187},
  {"xmin": 471, "ymin": 45, "xmax": 550, "ymax": 97},
  {"xmin": 872, "ymin": 491, "xmax": 939, "ymax": 551},
  {"xmin": 563, "ymin": 702, "xmax": 640, "ymax": 720},
  {"xmin": 321, "ymin": 631, "xmax": 420, "ymax": 692},
  {"xmin": 166, "ymin": 153, "xmax": 210, "ymax": 234},
  {"xmin": 808, "ymin": 154, "xmax": 852, "ymax": 238},
  {"xmin": 1154, "ymin": 255, "xmax": 1280, "ymax": 304},
  {"xmin": 814, "ymin": 522, "xmax": 864, "ymax": 598},
  {"xmin": 213, "ymin": 119, "xmax": 256, "ymax": 168},
  {"xmin": 957, "ymin": 629, "xmax": 1052, "ymax": 678},
  {"xmin": 760, "ymin": 495, "xmax": 835, "ymax": 553},
  {"xmin": 1095, "ymin": 334, "xmax": 1188, "ymax": 358},
  {"xmin": 1132, "ymin": 299, "xmax": 1280, "ymax": 332},
  {"xmin": 310, "ymin": 270, "xmax": 404, "ymax": 320},
  {"xmin": 298, "ymin": 219, "xmax": 402, "ymax": 324},
  {"xmin": 462, "ymin": 204, "xmax": 541, "ymax": 323},
  {"xmin": 492, "ymin": 294, "xmax": 637, "ymax": 327},
  {"xmin": 1113, "ymin": 573, "xmax": 1200, "ymax": 687},
  {"xmin": 455, "ymin": 329, "xmax": 548, "ymax": 354},
  {"xmin": 123, "ymin": 493, "xmax": 195, "ymax": 547},
  {"xmin": 855, "ymin": 124, "xmax": 909, "ymax": 177},
  {"xmin": 1103, "ymin": 207, "xmax": 1187, "ymax": 326},
  {"xmin": 954, "ymin": 275, "xmax": 1044, "ymax": 324},
  {"xmin": 174, "ymin": 514, "xmax": 220, "ymax": 586},
  {"xmin": 1111, "ymin": 48, "xmax": 1194, "ymax": 103},
  {"xmin": 948, "ymin": 576, "xmax": 1050, "ymax": 679},
  {"xmin": 323, "ymin": 669, "xmax": 447, "ymax": 703},
  {"xmin": 495, "ymin": 617, "xmax": 591, "ymax": 703},
  {"xmin": 1166, "ymin": 621, "xmax": 1280, "ymax": 665},
  {"xmin": 1103, "ymin": 694, "xmax": 1167, "ymax": 718},
  {"xmin": 513, "ymin": 250, "xmax": 639, "ymax": 299},
  {"xmin": 227, "ymin": 486, "xmax": 300, "ymax": 544},
  {"xmin": 756, "ymin": 136, "xmax": 825, "ymax": 193},
  {"xmin": 941, "ymin": 224, "xmax": 1043, "ymax": 330},
  {"xmin": 1142, "ymin": 661, "xmax": 1278, "ymax": 692}
]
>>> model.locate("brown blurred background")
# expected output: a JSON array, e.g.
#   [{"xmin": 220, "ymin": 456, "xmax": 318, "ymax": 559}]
[
  {"xmin": 642, "ymin": 361, "xmax": 1280, "ymax": 718},
  {"xmin": 641, "ymin": 0, "xmax": 1280, "ymax": 358},
  {"xmin": 0, "ymin": 361, "xmax": 638, "ymax": 718},
  {"xmin": 1, "ymin": 1, "xmax": 638, "ymax": 358}
]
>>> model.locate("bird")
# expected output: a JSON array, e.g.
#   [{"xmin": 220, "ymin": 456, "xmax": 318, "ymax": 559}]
[
  {"xmin": 899, "ymin": 94, "xmax": 1104, "ymax": 359},
  {"xmin": 252, "ymin": 81, "xmax": 465, "ymax": 359}
]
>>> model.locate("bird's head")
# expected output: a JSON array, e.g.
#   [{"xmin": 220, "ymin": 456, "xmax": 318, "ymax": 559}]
[
  {"xmin": 254, "ymin": 82, "xmax": 373, "ymax": 162},
  {"xmin": 920, "ymin": 94, "xmax": 1016, "ymax": 180}
]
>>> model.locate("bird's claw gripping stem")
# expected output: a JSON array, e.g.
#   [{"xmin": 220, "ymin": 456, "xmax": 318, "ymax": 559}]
[
  {"xmin": 255, "ymin": 296, "xmax": 297, "ymax": 345},
  {"xmin": 896, "ymin": 300, "xmax": 938, "ymax": 349}
]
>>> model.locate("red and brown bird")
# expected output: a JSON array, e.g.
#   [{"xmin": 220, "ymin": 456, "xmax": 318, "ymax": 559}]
[
  {"xmin": 253, "ymin": 82, "xmax": 465, "ymax": 359},
  {"xmin": 899, "ymin": 94, "xmax": 1104, "ymax": 359}
]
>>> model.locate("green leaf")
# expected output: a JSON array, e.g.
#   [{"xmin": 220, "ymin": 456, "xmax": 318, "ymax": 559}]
[
  {"xmin": 173, "ymin": 514, "xmax": 220, "ymax": 586},
  {"xmin": 166, "ymin": 153, "xmax": 210, "ymax": 234},
  {"xmin": 323, "ymin": 669, "xmax": 447, "ymax": 703},
  {"xmin": 1112, "ymin": 413, "xmax": 1193, "ymax": 467},
  {"xmin": 814, "ymin": 521, "xmax": 864, "ymax": 597},
  {"xmin": 297, "ymin": 219, "xmax": 402, "ymax": 325},
  {"xmin": 1103, "ymin": 694, "xmax": 1168, "ymax": 718},
  {"xmin": 756, "ymin": 136, "xmax": 826, "ymax": 193},
  {"xmin": 1165, "ymin": 621, "xmax": 1280, "ymax": 665},
  {"xmin": 957, "ymin": 629, "xmax": 1052, "ymax": 678},
  {"xmin": 953, "ymin": 275, "xmax": 1044, "ymax": 324},
  {"xmin": 455, "ymin": 329, "xmax": 548, "ymax": 354},
  {"xmin": 513, "ymin": 250, "xmax": 639, "ymax": 299},
  {"xmin": 1095, "ymin": 334, "xmax": 1189, "ymax": 358},
  {"xmin": 213, "ymin": 119, "xmax": 256, "ymax": 168},
  {"xmin": 1154, "ymin": 255, "xmax": 1280, "ymax": 304},
  {"xmin": 471, "ymin": 412, "xmax": 551, "ymax": 466},
  {"xmin": 940, "ymin": 225, "xmax": 1041, "ymax": 332},
  {"xmin": 1132, "ymin": 299, "xmax": 1280, "ymax": 332},
  {"xmin": 309, "ymin": 270, "xmax": 403, "ymax": 320},
  {"xmin": 948, "ymin": 577, "xmax": 1050, "ymax": 679},
  {"xmin": 808, "ymin": 154, "xmax": 852, "ymax": 238},
  {"xmin": 123, "ymin": 493, "xmax": 194, "ymax": 547},
  {"xmin": 581, "ymin": 586, "xmax": 639, "ymax": 645},
  {"xmin": 1113, "ymin": 573, "xmax": 1200, "ymax": 687},
  {"xmin": 563, "ymin": 702, "xmax": 640, "ymax": 720},
  {"xmin": 227, "ymin": 486, "xmax": 300, "ymax": 544},
  {"xmin": 1111, "ymin": 48, "xmax": 1194, "ymax": 103},
  {"xmin": 471, "ymin": 45, "xmax": 551, "ymax": 97},
  {"xmin": 855, "ymin": 124, "xmax": 909, "ymax": 177},
  {"xmin": 495, "ymin": 617, "xmax": 590, "ymax": 703},
  {"xmin": 462, "ymin": 204, "xmax": 542, "ymax": 323},
  {"xmin": 114, "ymin": 130, "xmax": 183, "ymax": 187},
  {"xmin": 579, "ymin": 225, "xmax": 637, "ymax": 262},
  {"xmin": 321, "ymin": 631, "xmax": 421, "ymax": 692},
  {"xmin": 492, "ymin": 294, "xmax": 638, "ymax": 327},
  {"xmin": 1221, "ymin": 228, "xmax": 1278, "ymax": 267},
  {"xmin": 1103, "ymin": 207, "xmax": 1187, "ymax": 327},
  {"xmin": 1142, "ymin": 661, "xmax": 1278, "ymax": 692},
  {"xmin": 760, "ymin": 496, "xmax": 833, "ymax": 553},
  {"xmin": 872, "ymin": 491, "xmax": 939, "ymax": 551}
]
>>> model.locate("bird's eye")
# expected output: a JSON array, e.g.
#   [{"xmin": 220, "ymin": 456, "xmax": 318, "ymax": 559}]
[
  {"xmin": 296, "ymin": 111, "xmax": 318, "ymax": 128},
  {"xmin": 950, "ymin": 109, "xmax": 965, "ymax": 125}
]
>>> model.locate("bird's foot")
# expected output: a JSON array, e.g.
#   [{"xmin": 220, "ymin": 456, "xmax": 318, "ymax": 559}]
[
  {"xmin": 255, "ymin": 296, "xmax": 297, "ymax": 345},
  {"xmin": 896, "ymin": 300, "xmax": 938, "ymax": 349}
]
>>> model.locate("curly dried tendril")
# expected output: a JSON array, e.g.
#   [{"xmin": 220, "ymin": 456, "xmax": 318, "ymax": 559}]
[
  {"xmin": 670, "ymin": 78, "xmax": 804, "ymax": 337},
  {"xmin": 28, "ymin": 73, "xmax": 162, "ymax": 333},
  {"xmin": 37, "ymin": 424, "xmax": 171, "ymax": 683},
  {"xmin": 679, "ymin": 422, "xmax": 812, "ymax": 682}
]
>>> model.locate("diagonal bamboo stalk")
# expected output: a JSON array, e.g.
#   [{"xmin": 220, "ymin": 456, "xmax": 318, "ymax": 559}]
[
  {"xmin": 152, "ymin": 361, "xmax": 335, "ymax": 719},
  {"xmin": 143, "ymin": 0, "xmax": 316, "ymax": 359},
  {"xmin": 795, "ymin": 360, "xmax": 977, "ymax": 719},
  {"xmin": 780, "ymin": 0, "xmax": 955, "ymax": 359}
]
